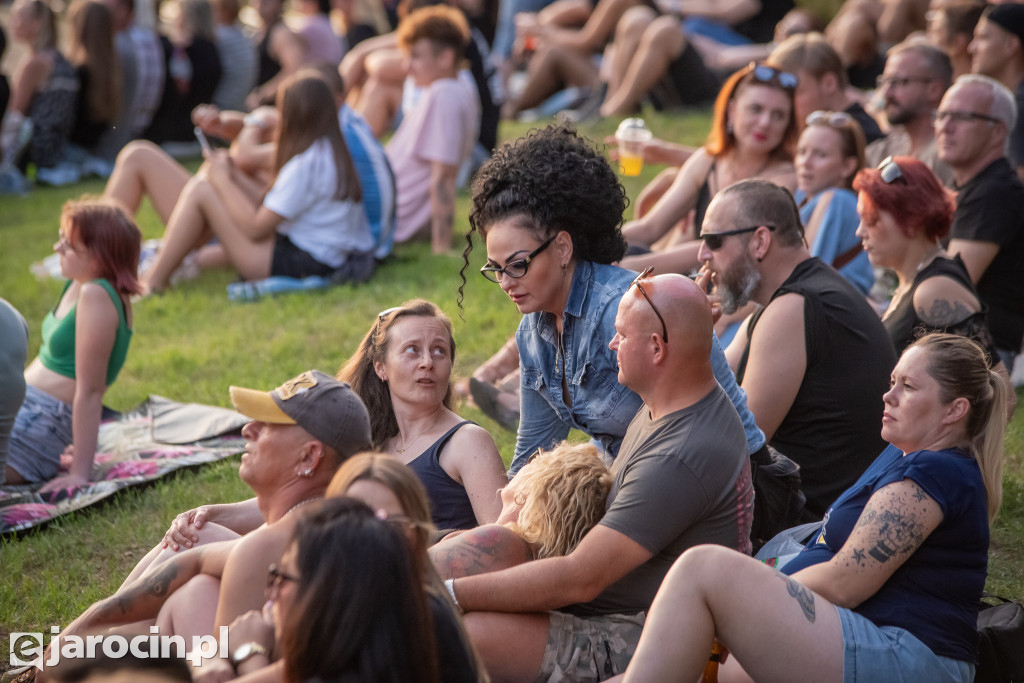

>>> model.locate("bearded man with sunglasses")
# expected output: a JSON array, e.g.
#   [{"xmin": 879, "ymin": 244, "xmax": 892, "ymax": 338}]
[{"xmin": 699, "ymin": 179, "xmax": 896, "ymax": 519}]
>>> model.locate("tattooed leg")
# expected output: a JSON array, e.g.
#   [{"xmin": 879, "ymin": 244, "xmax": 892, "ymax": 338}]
[{"xmin": 775, "ymin": 570, "xmax": 816, "ymax": 623}]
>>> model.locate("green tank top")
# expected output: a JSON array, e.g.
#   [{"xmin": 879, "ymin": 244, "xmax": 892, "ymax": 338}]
[{"xmin": 38, "ymin": 278, "xmax": 132, "ymax": 386}]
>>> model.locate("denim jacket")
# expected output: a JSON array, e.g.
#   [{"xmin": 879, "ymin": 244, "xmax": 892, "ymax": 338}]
[{"xmin": 510, "ymin": 261, "xmax": 767, "ymax": 474}]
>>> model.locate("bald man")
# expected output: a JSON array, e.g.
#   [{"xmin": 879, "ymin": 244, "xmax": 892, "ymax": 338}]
[{"xmin": 447, "ymin": 274, "xmax": 753, "ymax": 681}]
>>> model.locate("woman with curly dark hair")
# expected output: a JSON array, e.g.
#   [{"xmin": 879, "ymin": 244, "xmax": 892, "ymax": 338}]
[{"xmin": 460, "ymin": 123, "xmax": 765, "ymax": 475}]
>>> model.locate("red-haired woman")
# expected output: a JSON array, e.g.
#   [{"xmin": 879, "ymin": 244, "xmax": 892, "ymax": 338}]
[
  {"xmin": 620, "ymin": 62, "xmax": 798, "ymax": 276},
  {"xmin": 854, "ymin": 157, "xmax": 1000, "ymax": 357},
  {"xmin": 5, "ymin": 199, "xmax": 141, "ymax": 494},
  {"xmin": 141, "ymin": 72, "xmax": 372, "ymax": 293}
]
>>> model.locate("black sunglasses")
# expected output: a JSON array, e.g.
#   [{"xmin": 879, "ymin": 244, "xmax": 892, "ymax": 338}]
[
  {"xmin": 629, "ymin": 266, "xmax": 669, "ymax": 343},
  {"xmin": 481, "ymin": 234, "xmax": 556, "ymax": 283},
  {"xmin": 878, "ymin": 156, "xmax": 906, "ymax": 185},
  {"xmin": 748, "ymin": 63, "xmax": 798, "ymax": 90},
  {"xmin": 699, "ymin": 225, "xmax": 775, "ymax": 251}
]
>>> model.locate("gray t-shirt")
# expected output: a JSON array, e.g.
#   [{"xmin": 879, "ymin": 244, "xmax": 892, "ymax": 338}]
[
  {"xmin": 0, "ymin": 298, "xmax": 29, "ymax": 481},
  {"xmin": 567, "ymin": 384, "xmax": 752, "ymax": 618}
]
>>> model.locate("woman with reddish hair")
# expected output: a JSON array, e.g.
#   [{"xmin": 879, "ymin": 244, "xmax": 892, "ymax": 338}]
[
  {"xmin": 620, "ymin": 62, "xmax": 799, "ymax": 276},
  {"xmin": 5, "ymin": 198, "xmax": 141, "ymax": 493},
  {"xmin": 853, "ymin": 156, "xmax": 1004, "ymax": 367}
]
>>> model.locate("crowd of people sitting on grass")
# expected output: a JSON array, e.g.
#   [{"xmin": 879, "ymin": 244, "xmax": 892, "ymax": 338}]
[{"xmin": 3, "ymin": 0, "xmax": 1024, "ymax": 680}]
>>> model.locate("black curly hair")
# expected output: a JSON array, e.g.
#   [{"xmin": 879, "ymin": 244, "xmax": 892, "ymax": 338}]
[{"xmin": 457, "ymin": 123, "xmax": 629, "ymax": 310}]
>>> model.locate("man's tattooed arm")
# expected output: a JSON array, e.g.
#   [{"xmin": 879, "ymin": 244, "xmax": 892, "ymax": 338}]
[
  {"xmin": 67, "ymin": 549, "xmax": 206, "ymax": 634},
  {"xmin": 430, "ymin": 525, "xmax": 535, "ymax": 579}
]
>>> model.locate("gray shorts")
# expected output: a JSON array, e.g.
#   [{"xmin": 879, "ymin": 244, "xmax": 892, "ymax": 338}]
[
  {"xmin": 535, "ymin": 611, "xmax": 646, "ymax": 682},
  {"xmin": 7, "ymin": 384, "xmax": 73, "ymax": 482}
]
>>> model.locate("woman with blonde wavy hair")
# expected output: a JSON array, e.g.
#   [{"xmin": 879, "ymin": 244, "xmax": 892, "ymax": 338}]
[{"xmin": 430, "ymin": 442, "xmax": 613, "ymax": 577}]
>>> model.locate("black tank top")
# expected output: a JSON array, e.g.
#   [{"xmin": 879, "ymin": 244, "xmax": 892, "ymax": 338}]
[
  {"xmin": 407, "ymin": 421, "xmax": 478, "ymax": 531},
  {"xmin": 257, "ymin": 22, "xmax": 282, "ymax": 87},
  {"xmin": 738, "ymin": 258, "xmax": 896, "ymax": 517},
  {"xmin": 883, "ymin": 255, "xmax": 1000, "ymax": 363}
]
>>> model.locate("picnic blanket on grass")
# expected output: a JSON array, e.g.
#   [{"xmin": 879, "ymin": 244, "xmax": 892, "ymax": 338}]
[{"xmin": 0, "ymin": 395, "xmax": 247, "ymax": 535}]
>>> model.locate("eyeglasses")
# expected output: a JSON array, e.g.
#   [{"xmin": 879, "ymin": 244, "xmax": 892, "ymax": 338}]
[
  {"xmin": 878, "ymin": 156, "xmax": 906, "ymax": 185},
  {"xmin": 266, "ymin": 564, "xmax": 299, "ymax": 593},
  {"xmin": 699, "ymin": 225, "xmax": 775, "ymax": 251},
  {"xmin": 747, "ymin": 63, "xmax": 798, "ymax": 90},
  {"xmin": 55, "ymin": 232, "xmax": 74, "ymax": 252},
  {"xmin": 805, "ymin": 110, "xmax": 853, "ymax": 128},
  {"xmin": 875, "ymin": 75, "xmax": 932, "ymax": 89},
  {"xmin": 933, "ymin": 109, "xmax": 1001, "ymax": 126},
  {"xmin": 629, "ymin": 266, "xmax": 669, "ymax": 343},
  {"xmin": 480, "ymin": 234, "xmax": 556, "ymax": 283}
]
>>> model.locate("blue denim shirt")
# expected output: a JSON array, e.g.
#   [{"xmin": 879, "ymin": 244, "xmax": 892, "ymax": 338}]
[{"xmin": 510, "ymin": 261, "xmax": 765, "ymax": 474}]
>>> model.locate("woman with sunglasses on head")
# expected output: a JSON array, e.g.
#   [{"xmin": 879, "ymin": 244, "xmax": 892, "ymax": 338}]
[
  {"xmin": 619, "ymin": 62, "xmax": 799, "ymax": 277},
  {"xmin": 795, "ymin": 109, "xmax": 874, "ymax": 295},
  {"xmin": 337, "ymin": 300, "xmax": 507, "ymax": 530},
  {"xmin": 460, "ymin": 122, "xmax": 766, "ymax": 477},
  {"xmin": 616, "ymin": 333, "xmax": 1006, "ymax": 683},
  {"xmin": 853, "ymin": 157, "xmax": 1013, "ymax": 395},
  {"xmin": 5, "ymin": 199, "xmax": 141, "ymax": 494}
]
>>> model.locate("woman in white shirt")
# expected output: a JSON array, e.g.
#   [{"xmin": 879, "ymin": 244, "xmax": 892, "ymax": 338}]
[{"xmin": 141, "ymin": 71, "xmax": 373, "ymax": 293}]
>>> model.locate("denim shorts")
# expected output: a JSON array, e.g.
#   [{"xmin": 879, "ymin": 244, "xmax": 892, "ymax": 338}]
[
  {"xmin": 837, "ymin": 607, "xmax": 974, "ymax": 683},
  {"xmin": 7, "ymin": 385, "xmax": 73, "ymax": 482}
]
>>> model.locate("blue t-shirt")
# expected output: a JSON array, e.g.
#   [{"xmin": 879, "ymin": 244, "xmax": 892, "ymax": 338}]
[
  {"xmin": 511, "ymin": 260, "xmax": 765, "ymax": 474},
  {"xmin": 783, "ymin": 444, "xmax": 988, "ymax": 663},
  {"xmin": 795, "ymin": 187, "xmax": 873, "ymax": 296}
]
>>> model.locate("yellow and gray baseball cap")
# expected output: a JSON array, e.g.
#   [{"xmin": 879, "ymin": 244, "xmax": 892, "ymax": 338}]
[{"xmin": 229, "ymin": 370, "xmax": 371, "ymax": 458}]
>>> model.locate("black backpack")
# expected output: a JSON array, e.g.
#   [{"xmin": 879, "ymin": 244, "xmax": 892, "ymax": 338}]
[{"xmin": 976, "ymin": 594, "xmax": 1024, "ymax": 683}]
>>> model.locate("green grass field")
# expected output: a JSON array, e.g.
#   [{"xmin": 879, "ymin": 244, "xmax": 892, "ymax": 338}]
[{"xmin": 1, "ymin": 112, "xmax": 1022, "ymax": 654}]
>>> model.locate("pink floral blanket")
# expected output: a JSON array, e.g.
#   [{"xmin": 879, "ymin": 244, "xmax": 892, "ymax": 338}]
[{"xmin": 0, "ymin": 396, "xmax": 246, "ymax": 535}]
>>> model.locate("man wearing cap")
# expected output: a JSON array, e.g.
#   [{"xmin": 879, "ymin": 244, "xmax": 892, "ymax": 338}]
[
  {"xmin": 58, "ymin": 370, "xmax": 371, "ymax": 667},
  {"xmin": 969, "ymin": 3, "xmax": 1024, "ymax": 180}
]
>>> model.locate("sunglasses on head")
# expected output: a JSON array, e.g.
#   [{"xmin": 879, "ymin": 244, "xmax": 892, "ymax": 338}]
[
  {"xmin": 748, "ymin": 63, "xmax": 798, "ymax": 91},
  {"xmin": 480, "ymin": 234, "xmax": 556, "ymax": 283},
  {"xmin": 805, "ymin": 110, "xmax": 853, "ymax": 128},
  {"xmin": 878, "ymin": 156, "xmax": 906, "ymax": 185},
  {"xmin": 699, "ymin": 225, "xmax": 776, "ymax": 251},
  {"xmin": 629, "ymin": 266, "xmax": 669, "ymax": 343}
]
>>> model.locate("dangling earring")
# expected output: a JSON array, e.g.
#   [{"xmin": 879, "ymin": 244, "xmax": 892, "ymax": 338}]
[{"xmin": 561, "ymin": 262, "xmax": 568, "ymax": 273}]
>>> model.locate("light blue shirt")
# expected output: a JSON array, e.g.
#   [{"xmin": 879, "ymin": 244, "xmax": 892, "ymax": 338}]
[
  {"xmin": 796, "ymin": 187, "xmax": 874, "ymax": 295},
  {"xmin": 511, "ymin": 260, "xmax": 765, "ymax": 474}
]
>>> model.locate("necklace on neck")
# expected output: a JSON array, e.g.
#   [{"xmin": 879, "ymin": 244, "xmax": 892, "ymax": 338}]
[
  {"xmin": 286, "ymin": 496, "xmax": 322, "ymax": 516},
  {"xmin": 395, "ymin": 411, "xmax": 444, "ymax": 454}
]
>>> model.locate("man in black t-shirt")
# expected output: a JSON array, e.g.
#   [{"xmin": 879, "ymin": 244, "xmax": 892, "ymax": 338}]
[{"xmin": 938, "ymin": 75, "xmax": 1024, "ymax": 371}]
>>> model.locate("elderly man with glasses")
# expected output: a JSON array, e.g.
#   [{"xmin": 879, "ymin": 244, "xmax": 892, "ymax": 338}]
[
  {"xmin": 938, "ymin": 74, "xmax": 1024, "ymax": 376},
  {"xmin": 698, "ymin": 179, "xmax": 896, "ymax": 519}
]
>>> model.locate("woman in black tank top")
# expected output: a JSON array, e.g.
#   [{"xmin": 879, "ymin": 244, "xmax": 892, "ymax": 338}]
[
  {"xmin": 853, "ymin": 156, "xmax": 1003, "ymax": 368},
  {"xmin": 338, "ymin": 299, "xmax": 509, "ymax": 529}
]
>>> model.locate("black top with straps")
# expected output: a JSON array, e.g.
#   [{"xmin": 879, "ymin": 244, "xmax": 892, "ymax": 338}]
[
  {"xmin": 883, "ymin": 255, "xmax": 1000, "ymax": 364},
  {"xmin": 407, "ymin": 421, "xmax": 478, "ymax": 531}
]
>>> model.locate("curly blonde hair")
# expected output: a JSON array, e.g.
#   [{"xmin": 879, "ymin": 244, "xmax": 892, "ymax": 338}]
[{"xmin": 511, "ymin": 443, "xmax": 612, "ymax": 559}]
